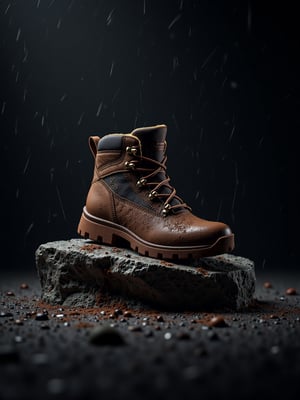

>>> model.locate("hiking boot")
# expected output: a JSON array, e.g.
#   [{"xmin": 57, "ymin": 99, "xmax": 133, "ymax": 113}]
[{"xmin": 77, "ymin": 124, "xmax": 234, "ymax": 260}]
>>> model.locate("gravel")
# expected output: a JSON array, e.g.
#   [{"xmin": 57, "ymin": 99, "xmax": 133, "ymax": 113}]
[{"xmin": 0, "ymin": 269, "xmax": 300, "ymax": 400}]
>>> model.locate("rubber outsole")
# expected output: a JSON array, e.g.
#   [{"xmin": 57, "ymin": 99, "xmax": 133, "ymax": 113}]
[{"xmin": 77, "ymin": 207, "xmax": 235, "ymax": 260}]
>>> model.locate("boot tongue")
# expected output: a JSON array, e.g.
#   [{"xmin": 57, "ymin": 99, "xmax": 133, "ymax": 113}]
[{"xmin": 131, "ymin": 125, "xmax": 167, "ymax": 162}]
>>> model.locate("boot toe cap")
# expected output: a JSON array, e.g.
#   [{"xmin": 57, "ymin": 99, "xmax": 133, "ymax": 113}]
[{"xmin": 202, "ymin": 222, "xmax": 233, "ymax": 244}]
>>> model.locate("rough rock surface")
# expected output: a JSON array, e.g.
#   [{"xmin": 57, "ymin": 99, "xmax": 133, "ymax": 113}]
[{"xmin": 35, "ymin": 239, "xmax": 256, "ymax": 310}]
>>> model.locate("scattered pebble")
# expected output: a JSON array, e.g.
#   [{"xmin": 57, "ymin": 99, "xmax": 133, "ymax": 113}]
[
  {"xmin": 6, "ymin": 291, "xmax": 15, "ymax": 296},
  {"xmin": 270, "ymin": 345, "xmax": 280, "ymax": 355},
  {"xmin": 35, "ymin": 313, "xmax": 49, "ymax": 321},
  {"xmin": 14, "ymin": 336, "xmax": 23, "ymax": 343},
  {"xmin": 40, "ymin": 324, "xmax": 50, "ymax": 330},
  {"xmin": 208, "ymin": 316, "xmax": 228, "ymax": 328},
  {"xmin": 26, "ymin": 311, "xmax": 36, "ymax": 318},
  {"xmin": 124, "ymin": 311, "xmax": 132, "ymax": 318},
  {"xmin": 89, "ymin": 326, "xmax": 125, "ymax": 346},
  {"xmin": 128, "ymin": 325, "xmax": 142, "ymax": 332},
  {"xmin": 156, "ymin": 315, "xmax": 164, "ymax": 322},
  {"xmin": 164, "ymin": 332, "xmax": 172, "ymax": 340},
  {"xmin": 20, "ymin": 283, "xmax": 29, "ymax": 289},
  {"xmin": 263, "ymin": 282, "xmax": 272, "ymax": 289},
  {"xmin": 0, "ymin": 311, "xmax": 13, "ymax": 318},
  {"xmin": 286, "ymin": 288, "xmax": 297, "ymax": 295}
]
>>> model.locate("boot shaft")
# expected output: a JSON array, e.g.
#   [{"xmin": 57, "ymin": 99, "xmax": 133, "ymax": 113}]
[
  {"xmin": 89, "ymin": 125, "xmax": 186, "ymax": 217},
  {"xmin": 92, "ymin": 124, "xmax": 167, "ymax": 179}
]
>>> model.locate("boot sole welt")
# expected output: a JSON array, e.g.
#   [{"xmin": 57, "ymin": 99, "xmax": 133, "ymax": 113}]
[{"xmin": 77, "ymin": 207, "xmax": 235, "ymax": 260}]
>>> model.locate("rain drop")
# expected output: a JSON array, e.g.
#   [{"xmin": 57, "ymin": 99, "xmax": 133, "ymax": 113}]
[{"xmin": 16, "ymin": 28, "xmax": 21, "ymax": 42}]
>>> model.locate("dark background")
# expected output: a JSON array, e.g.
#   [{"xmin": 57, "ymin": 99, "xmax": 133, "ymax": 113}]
[{"xmin": 0, "ymin": 0, "xmax": 296, "ymax": 272}]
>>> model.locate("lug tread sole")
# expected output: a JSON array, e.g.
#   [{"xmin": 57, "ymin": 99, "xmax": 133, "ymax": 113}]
[{"xmin": 77, "ymin": 209, "xmax": 235, "ymax": 260}]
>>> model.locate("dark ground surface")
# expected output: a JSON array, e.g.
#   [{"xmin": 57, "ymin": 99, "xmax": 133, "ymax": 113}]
[{"xmin": 1, "ymin": 265, "xmax": 300, "ymax": 400}]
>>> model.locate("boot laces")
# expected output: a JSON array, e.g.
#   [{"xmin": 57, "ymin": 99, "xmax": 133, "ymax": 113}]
[{"xmin": 126, "ymin": 147, "xmax": 191, "ymax": 216}]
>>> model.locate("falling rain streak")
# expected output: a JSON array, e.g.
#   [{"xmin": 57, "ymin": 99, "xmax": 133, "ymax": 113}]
[
  {"xmin": 77, "ymin": 112, "xmax": 84, "ymax": 125},
  {"xmin": 48, "ymin": 0, "xmax": 56, "ymax": 8},
  {"xmin": 16, "ymin": 28, "xmax": 21, "ymax": 41},
  {"xmin": 24, "ymin": 222, "xmax": 34, "ymax": 242},
  {"xmin": 4, "ymin": 3, "xmax": 10, "ymax": 14},
  {"xmin": 60, "ymin": 93, "xmax": 67, "ymax": 102},
  {"xmin": 201, "ymin": 47, "xmax": 217, "ymax": 70},
  {"xmin": 109, "ymin": 61, "xmax": 114, "ymax": 77},
  {"xmin": 96, "ymin": 101, "xmax": 103, "ymax": 117},
  {"xmin": 106, "ymin": 8, "xmax": 115, "ymax": 26},
  {"xmin": 229, "ymin": 125, "xmax": 235, "ymax": 142},
  {"xmin": 168, "ymin": 14, "xmax": 181, "ymax": 30},
  {"xmin": 1, "ymin": 102, "xmax": 6, "ymax": 115},
  {"xmin": 23, "ymin": 154, "xmax": 31, "ymax": 174},
  {"xmin": 56, "ymin": 186, "xmax": 67, "ymax": 220}
]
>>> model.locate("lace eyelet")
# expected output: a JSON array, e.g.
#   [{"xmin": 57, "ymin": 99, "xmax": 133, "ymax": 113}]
[
  {"xmin": 136, "ymin": 178, "xmax": 147, "ymax": 188},
  {"xmin": 148, "ymin": 190, "xmax": 158, "ymax": 200},
  {"xmin": 125, "ymin": 161, "xmax": 135, "ymax": 170},
  {"xmin": 126, "ymin": 146, "xmax": 138, "ymax": 156},
  {"xmin": 162, "ymin": 203, "xmax": 171, "ymax": 217}
]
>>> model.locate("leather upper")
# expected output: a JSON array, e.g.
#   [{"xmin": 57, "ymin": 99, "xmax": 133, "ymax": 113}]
[{"xmin": 85, "ymin": 126, "xmax": 232, "ymax": 247}]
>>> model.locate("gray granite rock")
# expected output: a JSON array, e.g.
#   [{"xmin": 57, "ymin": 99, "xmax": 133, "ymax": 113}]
[{"xmin": 35, "ymin": 239, "xmax": 256, "ymax": 310}]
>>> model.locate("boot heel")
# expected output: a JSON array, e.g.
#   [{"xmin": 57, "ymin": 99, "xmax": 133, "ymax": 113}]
[{"xmin": 77, "ymin": 213, "xmax": 114, "ymax": 245}]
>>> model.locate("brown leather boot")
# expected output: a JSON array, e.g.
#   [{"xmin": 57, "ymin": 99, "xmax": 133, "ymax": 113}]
[{"xmin": 77, "ymin": 124, "xmax": 234, "ymax": 260}]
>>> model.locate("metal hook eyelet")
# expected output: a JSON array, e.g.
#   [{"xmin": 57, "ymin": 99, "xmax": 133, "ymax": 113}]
[
  {"xmin": 148, "ymin": 190, "xmax": 158, "ymax": 200},
  {"xmin": 162, "ymin": 203, "xmax": 171, "ymax": 217},
  {"xmin": 125, "ymin": 161, "xmax": 135, "ymax": 170},
  {"xmin": 136, "ymin": 178, "xmax": 147, "ymax": 188},
  {"xmin": 126, "ymin": 146, "xmax": 138, "ymax": 156}
]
